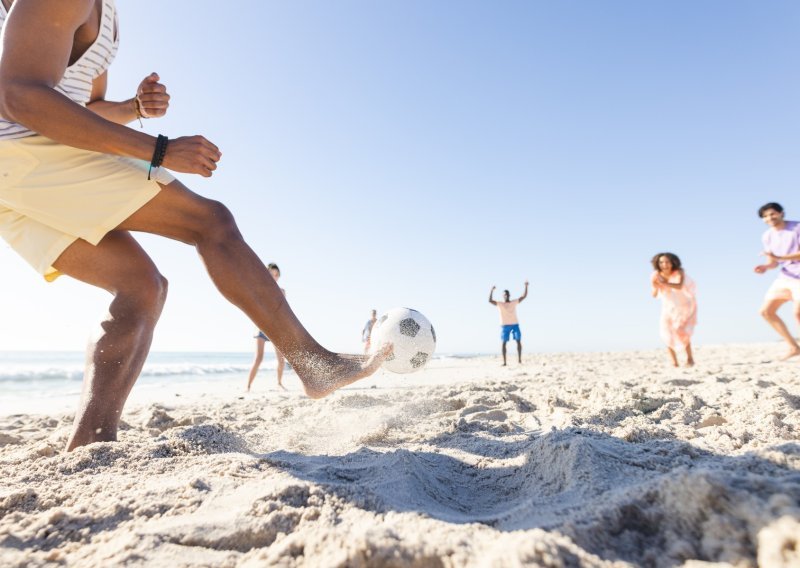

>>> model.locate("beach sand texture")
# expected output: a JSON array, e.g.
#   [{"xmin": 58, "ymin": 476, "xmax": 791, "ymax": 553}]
[{"xmin": 1, "ymin": 344, "xmax": 799, "ymax": 567}]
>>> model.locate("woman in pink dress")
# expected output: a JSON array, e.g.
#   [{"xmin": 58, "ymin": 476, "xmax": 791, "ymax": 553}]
[{"xmin": 651, "ymin": 252, "xmax": 697, "ymax": 367}]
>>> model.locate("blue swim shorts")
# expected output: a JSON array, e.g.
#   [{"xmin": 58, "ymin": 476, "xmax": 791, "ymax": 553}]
[
  {"xmin": 255, "ymin": 330, "xmax": 270, "ymax": 342},
  {"xmin": 501, "ymin": 324, "xmax": 521, "ymax": 342}
]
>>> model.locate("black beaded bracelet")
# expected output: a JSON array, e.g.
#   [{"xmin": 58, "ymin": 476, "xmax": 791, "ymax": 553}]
[{"xmin": 148, "ymin": 134, "xmax": 169, "ymax": 180}]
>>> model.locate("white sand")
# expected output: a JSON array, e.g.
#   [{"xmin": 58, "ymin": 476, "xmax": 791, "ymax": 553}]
[{"xmin": 1, "ymin": 344, "xmax": 799, "ymax": 567}]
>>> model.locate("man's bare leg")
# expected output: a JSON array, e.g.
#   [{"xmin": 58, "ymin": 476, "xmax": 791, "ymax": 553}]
[
  {"xmin": 119, "ymin": 180, "xmax": 388, "ymax": 398},
  {"xmin": 760, "ymin": 298, "xmax": 800, "ymax": 359},
  {"xmin": 516, "ymin": 340, "xmax": 522, "ymax": 364},
  {"xmin": 501, "ymin": 341, "xmax": 507, "ymax": 366},
  {"xmin": 52, "ymin": 232, "xmax": 168, "ymax": 451}
]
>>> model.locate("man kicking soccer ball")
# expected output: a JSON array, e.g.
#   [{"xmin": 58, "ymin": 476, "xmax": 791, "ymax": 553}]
[{"xmin": 0, "ymin": 0, "xmax": 389, "ymax": 451}]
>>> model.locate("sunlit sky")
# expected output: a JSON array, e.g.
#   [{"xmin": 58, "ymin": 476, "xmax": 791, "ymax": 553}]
[{"xmin": 1, "ymin": 0, "xmax": 799, "ymax": 355}]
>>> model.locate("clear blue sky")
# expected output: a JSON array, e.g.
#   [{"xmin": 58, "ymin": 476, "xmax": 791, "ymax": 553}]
[{"xmin": 1, "ymin": 0, "xmax": 799, "ymax": 354}]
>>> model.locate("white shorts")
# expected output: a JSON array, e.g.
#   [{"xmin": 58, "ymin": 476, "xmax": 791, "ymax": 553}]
[
  {"xmin": 0, "ymin": 135, "xmax": 174, "ymax": 281},
  {"xmin": 765, "ymin": 277, "xmax": 800, "ymax": 304}
]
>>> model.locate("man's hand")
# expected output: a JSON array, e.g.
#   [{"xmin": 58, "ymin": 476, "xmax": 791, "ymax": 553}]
[
  {"xmin": 163, "ymin": 136, "xmax": 222, "ymax": 178},
  {"xmin": 136, "ymin": 72, "xmax": 170, "ymax": 118},
  {"xmin": 754, "ymin": 264, "xmax": 770, "ymax": 274},
  {"xmin": 524, "ymin": 280, "xmax": 529, "ymax": 287}
]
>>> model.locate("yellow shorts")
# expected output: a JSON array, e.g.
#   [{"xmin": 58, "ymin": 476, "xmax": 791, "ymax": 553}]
[
  {"xmin": 0, "ymin": 135, "xmax": 174, "ymax": 281},
  {"xmin": 765, "ymin": 276, "xmax": 800, "ymax": 304}
]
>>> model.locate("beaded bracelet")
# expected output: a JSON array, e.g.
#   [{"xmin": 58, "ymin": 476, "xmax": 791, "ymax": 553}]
[
  {"xmin": 148, "ymin": 134, "xmax": 169, "ymax": 180},
  {"xmin": 133, "ymin": 94, "xmax": 146, "ymax": 128}
]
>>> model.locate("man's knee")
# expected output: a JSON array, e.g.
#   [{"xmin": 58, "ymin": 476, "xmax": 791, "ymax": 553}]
[
  {"xmin": 760, "ymin": 305, "xmax": 778, "ymax": 319},
  {"xmin": 197, "ymin": 199, "xmax": 240, "ymax": 243},
  {"xmin": 118, "ymin": 272, "xmax": 168, "ymax": 316},
  {"xmin": 143, "ymin": 272, "xmax": 168, "ymax": 311}
]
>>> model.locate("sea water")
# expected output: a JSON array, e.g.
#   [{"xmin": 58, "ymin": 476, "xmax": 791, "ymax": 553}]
[
  {"xmin": 0, "ymin": 351, "xmax": 478, "ymax": 416},
  {"xmin": 0, "ymin": 351, "xmax": 273, "ymax": 415}
]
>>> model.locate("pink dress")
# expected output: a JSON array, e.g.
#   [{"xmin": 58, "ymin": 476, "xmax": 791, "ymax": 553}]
[{"xmin": 652, "ymin": 271, "xmax": 697, "ymax": 349}]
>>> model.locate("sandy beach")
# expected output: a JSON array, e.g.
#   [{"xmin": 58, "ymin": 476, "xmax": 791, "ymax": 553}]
[{"xmin": 1, "ymin": 343, "xmax": 799, "ymax": 567}]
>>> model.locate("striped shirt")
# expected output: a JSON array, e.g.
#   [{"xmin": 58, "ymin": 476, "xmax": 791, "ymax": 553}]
[{"xmin": 0, "ymin": 0, "xmax": 119, "ymax": 140}]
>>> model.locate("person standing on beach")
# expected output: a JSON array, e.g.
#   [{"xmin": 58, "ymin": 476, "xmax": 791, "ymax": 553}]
[
  {"xmin": 489, "ymin": 282, "xmax": 528, "ymax": 366},
  {"xmin": 650, "ymin": 253, "xmax": 697, "ymax": 367},
  {"xmin": 247, "ymin": 263, "xmax": 287, "ymax": 391},
  {"xmin": 754, "ymin": 202, "xmax": 800, "ymax": 360},
  {"xmin": 0, "ymin": 0, "xmax": 389, "ymax": 451},
  {"xmin": 362, "ymin": 309, "xmax": 378, "ymax": 353}
]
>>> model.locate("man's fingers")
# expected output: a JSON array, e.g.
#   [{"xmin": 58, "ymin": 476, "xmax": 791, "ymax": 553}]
[
  {"xmin": 139, "ymin": 98, "xmax": 170, "ymax": 111},
  {"xmin": 199, "ymin": 138, "xmax": 222, "ymax": 160},
  {"xmin": 140, "ymin": 82, "xmax": 168, "ymax": 94},
  {"xmin": 145, "ymin": 72, "xmax": 160, "ymax": 83},
  {"xmin": 138, "ymin": 92, "xmax": 170, "ymax": 102},
  {"xmin": 202, "ymin": 156, "xmax": 218, "ymax": 171},
  {"xmin": 163, "ymin": 135, "xmax": 222, "ymax": 177}
]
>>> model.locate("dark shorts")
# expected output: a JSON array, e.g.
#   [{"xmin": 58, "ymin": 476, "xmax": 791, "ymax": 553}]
[
  {"xmin": 501, "ymin": 324, "xmax": 521, "ymax": 342},
  {"xmin": 255, "ymin": 331, "xmax": 270, "ymax": 342}
]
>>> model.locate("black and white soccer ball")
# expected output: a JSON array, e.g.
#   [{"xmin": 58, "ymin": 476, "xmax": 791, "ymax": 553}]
[{"xmin": 370, "ymin": 307, "xmax": 436, "ymax": 374}]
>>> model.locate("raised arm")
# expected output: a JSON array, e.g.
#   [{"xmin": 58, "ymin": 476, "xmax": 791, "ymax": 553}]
[
  {"xmin": 518, "ymin": 280, "xmax": 529, "ymax": 302},
  {"xmin": 488, "ymin": 286, "xmax": 497, "ymax": 305},
  {"xmin": 0, "ymin": 0, "xmax": 217, "ymax": 176}
]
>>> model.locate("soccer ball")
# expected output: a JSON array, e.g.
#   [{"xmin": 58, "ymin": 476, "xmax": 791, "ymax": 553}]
[{"xmin": 370, "ymin": 307, "xmax": 436, "ymax": 374}]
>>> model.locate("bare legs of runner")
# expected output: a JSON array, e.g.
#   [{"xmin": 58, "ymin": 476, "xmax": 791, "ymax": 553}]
[
  {"xmin": 246, "ymin": 336, "xmax": 266, "ymax": 392},
  {"xmin": 56, "ymin": 180, "xmax": 389, "ymax": 451},
  {"xmin": 275, "ymin": 347, "xmax": 286, "ymax": 389},
  {"xmin": 246, "ymin": 338, "xmax": 287, "ymax": 392},
  {"xmin": 500, "ymin": 340, "xmax": 522, "ymax": 366},
  {"xmin": 667, "ymin": 344, "xmax": 695, "ymax": 367},
  {"xmin": 760, "ymin": 298, "xmax": 800, "ymax": 360}
]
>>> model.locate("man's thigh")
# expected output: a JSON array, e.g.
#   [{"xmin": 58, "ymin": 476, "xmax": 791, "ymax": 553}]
[{"xmin": 52, "ymin": 231, "xmax": 161, "ymax": 292}]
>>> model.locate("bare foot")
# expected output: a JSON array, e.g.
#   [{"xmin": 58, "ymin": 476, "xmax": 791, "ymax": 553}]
[
  {"xmin": 277, "ymin": 382, "xmax": 288, "ymax": 391},
  {"xmin": 291, "ymin": 343, "xmax": 392, "ymax": 398},
  {"xmin": 686, "ymin": 360, "xmax": 695, "ymax": 367},
  {"xmin": 780, "ymin": 347, "xmax": 800, "ymax": 361}
]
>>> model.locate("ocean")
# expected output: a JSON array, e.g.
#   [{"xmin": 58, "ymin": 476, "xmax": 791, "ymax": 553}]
[
  {"xmin": 0, "ymin": 351, "xmax": 273, "ymax": 416},
  {"xmin": 0, "ymin": 351, "xmax": 479, "ymax": 417}
]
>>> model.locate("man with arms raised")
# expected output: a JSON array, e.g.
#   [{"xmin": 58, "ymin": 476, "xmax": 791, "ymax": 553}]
[
  {"xmin": 489, "ymin": 281, "xmax": 529, "ymax": 366},
  {"xmin": 0, "ymin": 0, "xmax": 388, "ymax": 451},
  {"xmin": 754, "ymin": 202, "xmax": 800, "ymax": 360}
]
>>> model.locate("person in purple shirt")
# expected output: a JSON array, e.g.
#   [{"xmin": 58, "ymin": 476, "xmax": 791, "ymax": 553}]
[{"xmin": 754, "ymin": 202, "xmax": 800, "ymax": 360}]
